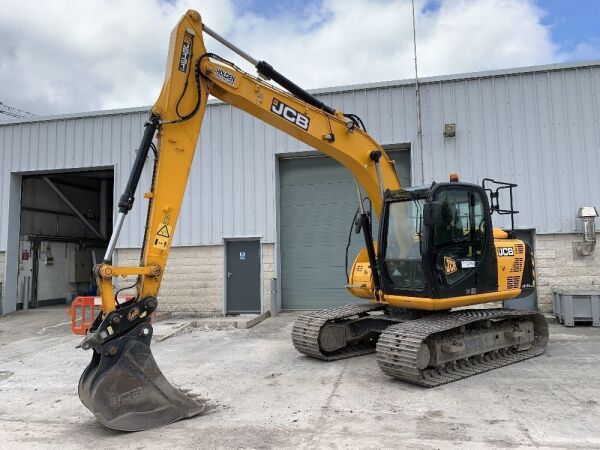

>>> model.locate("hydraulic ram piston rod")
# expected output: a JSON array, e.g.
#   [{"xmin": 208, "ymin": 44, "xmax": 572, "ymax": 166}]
[
  {"xmin": 202, "ymin": 24, "xmax": 258, "ymax": 66},
  {"xmin": 202, "ymin": 24, "xmax": 336, "ymax": 115}
]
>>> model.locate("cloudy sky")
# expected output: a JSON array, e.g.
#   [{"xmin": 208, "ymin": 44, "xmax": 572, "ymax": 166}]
[{"xmin": 1, "ymin": 0, "xmax": 599, "ymax": 117}]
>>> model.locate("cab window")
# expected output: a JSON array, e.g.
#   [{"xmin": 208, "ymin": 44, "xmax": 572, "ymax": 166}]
[
  {"xmin": 384, "ymin": 198, "xmax": 426, "ymax": 290},
  {"xmin": 433, "ymin": 189, "xmax": 486, "ymax": 285}
]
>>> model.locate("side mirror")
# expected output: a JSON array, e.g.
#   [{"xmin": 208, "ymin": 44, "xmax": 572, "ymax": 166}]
[{"xmin": 423, "ymin": 201, "xmax": 442, "ymax": 226}]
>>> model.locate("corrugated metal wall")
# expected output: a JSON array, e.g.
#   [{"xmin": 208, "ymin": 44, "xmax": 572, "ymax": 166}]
[{"xmin": 1, "ymin": 62, "xmax": 599, "ymax": 250}]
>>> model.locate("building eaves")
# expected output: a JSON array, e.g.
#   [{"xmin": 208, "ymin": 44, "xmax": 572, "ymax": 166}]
[{"xmin": 2, "ymin": 59, "xmax": 599, "ymax": 127}]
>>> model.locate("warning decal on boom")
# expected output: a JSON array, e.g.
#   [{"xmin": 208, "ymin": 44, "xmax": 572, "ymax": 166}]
[{"xmin": 153, "ymin": 223, "xmax": 173, "ymax": 250}]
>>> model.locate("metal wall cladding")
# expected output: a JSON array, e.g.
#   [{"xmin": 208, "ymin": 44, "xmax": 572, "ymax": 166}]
[{"xmin": 0, "ymin": 62, "xmax": 599, "ymax": 250}]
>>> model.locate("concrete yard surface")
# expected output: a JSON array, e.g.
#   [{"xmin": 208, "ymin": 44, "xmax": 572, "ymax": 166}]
[{"xmin": 1, "ymin": 307, "xmax": 600, "ymax": 449}]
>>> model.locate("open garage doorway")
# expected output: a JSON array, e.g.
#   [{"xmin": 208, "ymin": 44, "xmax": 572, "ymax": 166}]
[{"xmin": 16, "ymin": 168, "xmax": 113, "ymax": 310}]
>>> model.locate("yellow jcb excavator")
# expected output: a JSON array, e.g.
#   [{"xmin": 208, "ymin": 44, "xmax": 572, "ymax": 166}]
[{"xmin": 77, "ymin": 10, "xmax": 548, "ymax": 431}]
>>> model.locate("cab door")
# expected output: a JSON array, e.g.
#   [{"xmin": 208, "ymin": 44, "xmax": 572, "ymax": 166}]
[{"xmin": 429, "ymin": 185, "xmax": 497, "ymax": 298}]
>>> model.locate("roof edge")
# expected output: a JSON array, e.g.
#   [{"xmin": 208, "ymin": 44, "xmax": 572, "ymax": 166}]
[
  {"xmin": 2, "ymin": 59, "xmax": 599, "ymax": 126},
  {"xmin": 308, "ymin": 59, "xmax": 600, "ymax": 95}
]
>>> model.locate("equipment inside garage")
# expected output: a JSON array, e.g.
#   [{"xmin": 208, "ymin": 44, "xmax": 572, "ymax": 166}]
[
  {"xmin": 279, "ymin": 148, "xmax": 410, "ymax": 310},
  {"xmin": 17, "ymin": 169, "xmax": 113, "ymax": 309}
]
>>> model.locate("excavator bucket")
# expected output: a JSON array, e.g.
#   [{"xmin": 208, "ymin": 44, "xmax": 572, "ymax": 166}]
[{"xmin": 78, "ymin": 322, "xmax": 206, "ymax": 431}]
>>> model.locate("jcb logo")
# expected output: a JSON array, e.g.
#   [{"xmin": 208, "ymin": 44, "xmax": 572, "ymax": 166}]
[
  {"xmin": 270, "ymin": 98, "xmax": 310, "ymax": 130},
  {"xmin": 444, "ymin": 256, "xmax": 457, "ymax": 274},
  {"xmin": 497, "ymin": 247, "xmax": 514, "ymax": 257}
]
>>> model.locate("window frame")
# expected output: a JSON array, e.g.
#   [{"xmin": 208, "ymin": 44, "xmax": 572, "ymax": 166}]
[{"xmin": 430, "ymin": 186, "xmax": 489, "ymax": 288}]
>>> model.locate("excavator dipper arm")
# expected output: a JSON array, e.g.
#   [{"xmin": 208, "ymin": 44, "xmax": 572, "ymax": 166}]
[{"xmin": 78, "ymin": 11, "xmax": 211, "ymax": 431}]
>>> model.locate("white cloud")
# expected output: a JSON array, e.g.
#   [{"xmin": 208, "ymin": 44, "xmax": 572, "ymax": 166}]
[
  {"xmin": 568, "ymin": 40, "xmax": 600, "ymax": 61},
  {"xmin": 0, "ymin": 0, "xmax": 591, "ymax": 116}
]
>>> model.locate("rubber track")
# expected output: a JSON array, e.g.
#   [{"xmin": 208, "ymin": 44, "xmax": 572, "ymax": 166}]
[
  {"xmin": 376, "ymin": 309, "xmax": 549, "ymax": 387},
  {"xmin": 291, "ymin": 303, "xmax": 386, "ymax": 361}
]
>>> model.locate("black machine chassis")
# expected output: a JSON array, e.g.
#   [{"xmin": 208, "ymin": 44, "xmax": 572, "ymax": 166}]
[{"xmin": 292, "ymin": 304, "xmax": 548, "ymax": 387}]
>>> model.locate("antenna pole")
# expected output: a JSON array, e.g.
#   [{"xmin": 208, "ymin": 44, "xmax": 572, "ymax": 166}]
[{"xmin": 411, "ymin": 0, "xmax": 425, "ymax": 184}]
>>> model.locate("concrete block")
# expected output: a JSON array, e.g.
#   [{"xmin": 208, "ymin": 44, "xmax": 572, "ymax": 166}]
[
  {"xmin": 534, "ymin": 258, "xmax": 554, "ymax": 268},
  {"xmin": 535, "ymin": 249, "xmax": 556, "ymax": 259},
  {"xmin": 556, "ymin": 245, "xmax": 579, "ymax": 260},
  {"xmin": 537, "ymin": 285, "xmax": 553, "ymax": 296},
  {"xmin": 210, "ymin": 246, "xmax": 224, "ymax": 257},
  {"xmin": 535, "ymin": 234, "xmax": 555, "ymax": 242},
  {"xmin": 544, "ymin": 240, "xmax": 568, "ymax": 251},
  {"xmin": 537, "ymin": 298, "xmax": 553, "ymax": 312},
  {"xmin": 535, "ymin": 267, "xmax": 556, "ymax": 278},
  {"xmin": 559, "ymin": 266, "xmax": 600, "ymax": 277},
  {"xmin": 209, "ymin": 265, "xmax": 225, "ymax": 275},
  {"xmin": 167, "ymin": 258, "xmax": 202, "ymax": 267},
  {"xmin": 262, "ymin": 255, "xmax": 274, "ymax": 265}
]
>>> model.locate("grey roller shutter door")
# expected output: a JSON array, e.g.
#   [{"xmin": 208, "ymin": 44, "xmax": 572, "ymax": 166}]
[{"xmin": 279, "ymin": 149, "xmax": 410, "ymax": 310}]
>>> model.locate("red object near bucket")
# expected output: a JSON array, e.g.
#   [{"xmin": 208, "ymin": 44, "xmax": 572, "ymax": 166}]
[{"xmin": 67, "ymin": 296, "xmax": 134, "ymax": 335}]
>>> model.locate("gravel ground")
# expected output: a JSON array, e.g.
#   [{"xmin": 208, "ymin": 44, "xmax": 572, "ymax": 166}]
[{"xmin": 1, "ymin": 306, "xmax": 599, "ymax": 449}]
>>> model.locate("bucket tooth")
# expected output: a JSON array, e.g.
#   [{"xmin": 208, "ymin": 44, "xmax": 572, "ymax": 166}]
[{"xmin": 78, "ymin": 322, "xmax": 206, "ymax": 431}]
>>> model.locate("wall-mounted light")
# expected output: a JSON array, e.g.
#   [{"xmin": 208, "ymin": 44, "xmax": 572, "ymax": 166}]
[
  {"xmin": 576, "ymin": 206, "xmax": 598, "ymax": 256},
  {"xmin": 444, "ymin": 123, "xmax": 456, "ymax": 137}
]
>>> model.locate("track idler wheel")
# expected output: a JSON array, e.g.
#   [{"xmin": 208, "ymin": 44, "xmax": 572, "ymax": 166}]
[{"xmin": 78, "ymin": 322, "xmax": 206, "ymax": 431}]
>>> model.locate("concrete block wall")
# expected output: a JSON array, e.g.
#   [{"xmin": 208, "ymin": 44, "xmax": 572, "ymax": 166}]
[
  {"xmin": 261, "ymin": 243, "xmax": 275, "ymax": 314},
  {"xmin": 534, "ymin": 233, "xmax": 600, "ymax": 312},
  {"xmin": 0, "ymin": 252, "xmax": 4, "ymax": 283},
  {"xmin": 9, "ymin": 234, "xmax": 598, "ymax": 315},
  {"xmin": 0, "ymin": 251, "xmax": 4, "ymax": 312},
  {"xmin": 115, "ymin": 246, "xmax": 224, "ymax": 316},
  {"xmin": 115, "ymin": 243, "xmax": 276, "ymax": 316}
]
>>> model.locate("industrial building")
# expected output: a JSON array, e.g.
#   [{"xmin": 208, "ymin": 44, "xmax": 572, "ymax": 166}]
[{"xmin": 0, "ymin": 60, "xmax": 599, "ymax": 317}]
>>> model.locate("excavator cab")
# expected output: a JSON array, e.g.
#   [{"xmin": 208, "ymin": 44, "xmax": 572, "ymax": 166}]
[
  {"xmin": 347, "ymin": 176, "xmax": 535, "ymax": 308},
  {"xmin": 379, "ymin": 182, "xmax": 499, "ymax": 300}
]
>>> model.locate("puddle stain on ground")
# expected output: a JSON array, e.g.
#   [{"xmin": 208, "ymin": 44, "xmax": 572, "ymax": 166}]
[{"xmin": 0, "ymin": 371, "xmax": 14, "ymax": 381}]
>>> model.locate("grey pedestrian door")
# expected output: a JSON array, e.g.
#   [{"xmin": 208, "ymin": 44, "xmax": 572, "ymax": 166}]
[{"xmin": 226, "ymin": 240, "xmax": 261, "ymax": 313}]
